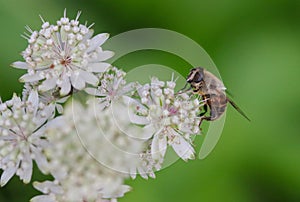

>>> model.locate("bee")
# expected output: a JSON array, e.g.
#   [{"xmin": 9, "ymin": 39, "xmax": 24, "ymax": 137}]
[{"xmin": 181, "ymin": 67, "xmax": 250, "ymax": 123}]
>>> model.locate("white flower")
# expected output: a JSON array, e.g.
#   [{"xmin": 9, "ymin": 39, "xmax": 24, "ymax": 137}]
[
  {"xmin": 131, "ymin": 148, "xmax": 163, "ymax": 180},
  {"xmin": 128, "ymin": 76, "xmax": 202, "ymax": 178},
  {"xmin": 12, "ymin": 9, "xmax": 114, "ymax": 96},
  {"xmin": 22, "ymin": 82, "xmax": 68, "ymax": 114},
  {"xmin": 0, "ymin": 92, "xmax": 55, "ymax": 186},
  {"xmin": 31, "ymin": 99, "xmax": 145, "ymax": 202},
  {"xmin": 85, "ymin": 66, "xmax": 138, "ymax": 110}
]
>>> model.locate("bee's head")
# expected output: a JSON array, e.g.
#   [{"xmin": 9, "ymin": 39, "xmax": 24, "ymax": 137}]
[{"xmin": 187, "ymin": 67, "xmax": 204, "ymax": 84}]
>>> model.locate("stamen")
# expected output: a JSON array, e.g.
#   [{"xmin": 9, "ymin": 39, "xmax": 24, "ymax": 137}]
[
  {"xmin": 75, "ymin": 11, "xmax": 82, "ymax": 21},
  {"xmin": 63, "ymin": 8, "xmax": 67, "ymax": 18},
  {"xmin": 88, "ymin": 23, "xmax": 95, "ymax": 29},
  {"xmin": 21, "ymin": 34, "xmax": 29, "ymax": 40},
  {"xmin": 60, "ymin": 57, "xmax": 72, "ymax": 66},
  {"xmin": 24, "ymin": 25, "xmax": 33, "ymax": 33},
  {"xmin": 39, "ymin": 15, "xmax": 45, "ymax": 23}
]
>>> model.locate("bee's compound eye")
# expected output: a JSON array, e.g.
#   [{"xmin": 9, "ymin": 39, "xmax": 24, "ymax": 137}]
[
  {"xmin": 187, "ymin": 68, "xmax": 203, "ymax": 83},
  {"xmin": 193, "ymin": 72, "xmax": 203, "ymax": 83}
]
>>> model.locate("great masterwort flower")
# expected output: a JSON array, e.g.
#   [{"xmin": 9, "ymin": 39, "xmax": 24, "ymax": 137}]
[
  {"xmin": 85, "ymin": 66, "xmax": 138, "ymax": 110},
  {"xmin": 31, "ymin": 99, "xmax": 145, "ymax": 202},
  {"xmin": 128, "ymin": 76, "xmax": 203, "ymax": 178},
  {"xmin": 12, "ymin": 9, "xmax": 114, "ymax": 96},
  {"xmin": 0, "ymin": 92, "xmax": 55, "ymax": 186}
]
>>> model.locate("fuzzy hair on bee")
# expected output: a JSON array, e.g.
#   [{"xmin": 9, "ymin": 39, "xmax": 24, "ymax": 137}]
[{"xmin": 180, "ymin": 67, "xmax": 250, "ymax": 123}]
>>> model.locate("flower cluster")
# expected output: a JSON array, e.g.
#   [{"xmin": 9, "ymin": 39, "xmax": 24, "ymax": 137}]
[
  {"xmin": 12, "ymin": 9, "xmax": 114, "ymax": 96},
  {"xmin": 31, "ymin": 99, "xmax": 144, "ymax": 202},
  {"xmin": 128, "ymin": 77, "xmax": 202, "ymax": 178},
  {"xmin": 85, "ymin": 66, "xmax": 137, "ymax": 110},
  {"xmin": 0, "ymin": 91, "xmax": 55, "ymax": 186},
  {"xmin": 0, "ymin": 10, "xmax": 205, "ymax": 202}
]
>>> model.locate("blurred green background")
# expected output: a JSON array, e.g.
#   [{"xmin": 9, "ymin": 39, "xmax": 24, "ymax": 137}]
[{"xmin": 0, "ymin": 0, "xmax": 300, "ymax": 201}]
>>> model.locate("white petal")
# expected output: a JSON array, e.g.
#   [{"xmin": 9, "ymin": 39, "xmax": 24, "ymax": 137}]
[
  {"xmin": 59, "ymin": 78, "xmax": 71, "ymax": 96},
  {"xmin": 169, "ymin": 129, "xmax": 195, "ymax": 161},
  {"xmin": 56, "ymin": 96, "xmax": 70, "ymax": 103},
  {"xmin": 30, "ymin": 195, "xmax": 56, "ymax": 202},
  {"xmin": 122, "ymin": 83, "xmax": 137, "ymax": 94},
  {"xmin": 129, "ymin": 113, "xmax": 149, "ymax": 125},
  {"xmin": 33, "ymin": 181, "xmax": 51, "ymax": 192},
  {"xmin": 28, "ymin": 89, "xmax": 39, "ymax": 115},
  {"xmin": 45, "ymin": 116, "xmax": 65, "ymax": 128},
  {"xmin": 34, "ymin": 61, "xmax": 53, "ymax": 70},
  {"xmin": 122, "ymin": 96, "xmax": 147, "ymax": 111},
  {"xmin": 0, "ymin": 134, "xmax": 16, "ymax": 141},
  {"xmin": 50, "ymin": 169, "xmax": 67, "ymax": 181},
  {"xmin": 19, "ymin": 73, "xmax": 43, "ymax": 82},
  {"xmin": 88, "ymin": 62, "xmax": 111, "ymax": 72},
  {"xmin": 38, "ymin": 78, "xmax": 57, "ymax": 92},
  {"xmin": 110, "ymin": 185, "xmax": 131, "ymax": 198},
  {"xmin": 96, "ymin": 50, "xmax": 115, "ymax": 61},
  {"xmin": 140, "ymin": 124, "xmax": 157, "ymax": 140},
  {"xmin": 21, "ymin": 149, "xmax": 33, "ymax": 184},
  {"xmin": 32, "ymin": 138, "xmax": 50, "ymax": 149},
  {"xmin": 56, "ymin": 104, "xmax": 64, "ymax": 114},
  {"xmin": 11, "ymin": 61, "xmax": 29, "ymax": 69},
  {"xmin": 11, "ymin": 93, "xmax": 22, "ymax": 106},
  {"xmin": 71, "ymin": 73, "xmax": 85, "ymax": 90},
  {"xmin": 151, "ymin": 134, "xmax": 161, "ymax": 160},
  {"xmin": 84, "ymin": 87, "xmax": 102, "ymax": 96},
  {"xmin": 33, "ymin": 181, "xmax": 63, "ymax": 194},
  {"xmin": 137, "ymin": 167, "xmax": 148, "ymax": 179},
  {"xmin": 87, "ymin": 33, "xmax": 109, "ymax": 53},
  {"xmin": 31, "ymin": 146, "xmax": 49, "ymax": 174},
  {"xmin": 44, "ymin": 104, "xmax": 55, "ymax": 119},
  {"xmin": 81, "ymin": 29, "xmax": 94, "ymax": 42},
  {"xmin": 129, "ymin": 166, "xmax": 137, "ymax": 179},
  {"xmin": 159, "ymin": 133, "xmax": 167, "ymax": 159},
  {"xmin": 78, "ymin": 70, "xmax": 99, "ymax": 86},
  {"xmin": 0, "ymin": 166, "xmax": 17, "ymax": 186},
  {"xmin": 28, "ymin": 89, "xmax": 39, "ymax": 105},
  {"xmin": 151, "ymin": 132, "xmax": 167, "ymax": 161},
  {"xmin": 34, "ymin": 104, "xmax": 55, "ymax": 127},
  {"xmin": 60, "ymin": 26, "xmax": 67, "ymax": 42}
]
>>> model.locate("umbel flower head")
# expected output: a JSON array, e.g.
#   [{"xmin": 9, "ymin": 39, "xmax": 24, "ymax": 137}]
[
  {"xmin": 85, "ymin": 66, "xmax": 138, "ymax": 110},
  {"xmin": 128, "ymin": 76, "xmax": 202, "ymax": 178},
  {"xmin": 1, "ymin": 9, "xmax": 212, "ymax": 202},
  {"xmin": 31, "ymin": 98, "xmax": 146, "ymax": 202},
  {"xmin": 0, "ymin": 92, "xmax": 55, "ymax": 186},
  {"xmin": 12, "ymin": 9, "xmax": 114, "ymax": 96}
]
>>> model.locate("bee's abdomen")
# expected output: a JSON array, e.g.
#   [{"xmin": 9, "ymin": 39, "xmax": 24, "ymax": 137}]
[{"xmin": 208, "ymin": 93, "xmax": 227, "ymax": 120}]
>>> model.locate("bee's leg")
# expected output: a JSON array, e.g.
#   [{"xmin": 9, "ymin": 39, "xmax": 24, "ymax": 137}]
[
  {"xmin": 179, "ymin": 82, "xmax": 188, "ymax": 92},
  {"xmin": 202, "ymin": 116, "xmax": 213, "ymax": 121},
  {"xmin": 201, "ymin": 110, "xmax": 219, "ymax": 122},
  {"xmin": 199, "ymin": 93, "xmax": 211, "ymax": 116},
  {"xmin": 199, "ymin": 103, "xmax": 208, "ymax": 116},
  {"xmin": 199, "ymin": 104, "xmax": 219, "ymax": 126},
  {"xmin": 198, "ymin": 94, "xmax": 210, "ymax": 127},
  {"xmin": 198, "ymin": 103, "xmax": 209, "ymax": 127},
  {"xmin": 177, "ymin": 83, "xmax": 192, "ymax": 94},
  {"xmin": 199, "ymin": 115, "xmax": 215, "ymax": 127}
]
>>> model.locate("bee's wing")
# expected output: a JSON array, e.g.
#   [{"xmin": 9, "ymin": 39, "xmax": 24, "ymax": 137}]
[
  {"xmin": 226, "ymin": 97, "xmax": 251, "ymax": 121},
  {"xmin": 203, "ymin": 70, "xmax": 226, "ymax": 91},
  {"xmin": 202, "ymin": 69, "xmax": 250, "ymax": 121}
]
